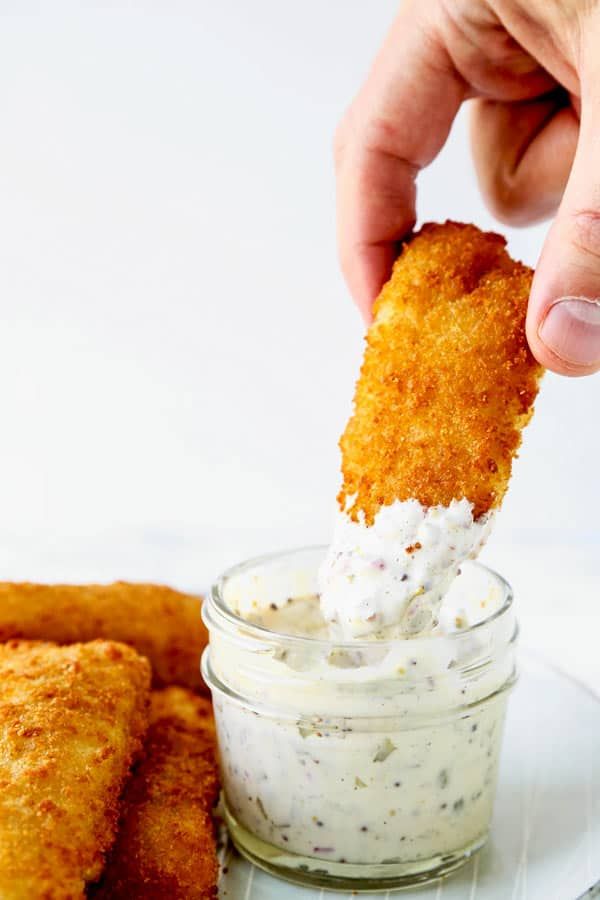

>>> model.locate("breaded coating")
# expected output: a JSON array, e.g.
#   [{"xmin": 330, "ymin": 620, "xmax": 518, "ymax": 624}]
[
  {"xmin": 339, "ymin": 221, "xmax": 543, "ymax": 523},
  {"xmin": 0, "ymin": 639, "xmax": 151, "ymax": 900},
  {"xmin": 93, "ymin": 687, "xmax": 219, "ymax": 900},
  {"xmin": 0, "ymin": 582, "xmax": 208, "ymax": 692}
]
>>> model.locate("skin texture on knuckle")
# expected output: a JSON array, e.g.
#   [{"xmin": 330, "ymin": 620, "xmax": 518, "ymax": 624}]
[
  {"xmin": 359, "ymin": 115, "xmax": 411, "ymax": 160},
  {"xmin": 491, "ymin": 0, "xmax": 583, "ymax": 75},
  {"xmin": 441, "ymin": 0, "xmax": 556, "ymax": 97},
  {"xmin": 333, "ymin": 111, "xmax": 405, "ymax": 181}
]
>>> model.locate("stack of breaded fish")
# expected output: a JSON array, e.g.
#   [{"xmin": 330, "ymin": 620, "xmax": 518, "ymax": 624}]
[{"xmin": 0, "ymin": 582, "xmax": 218, "ymax": 900}]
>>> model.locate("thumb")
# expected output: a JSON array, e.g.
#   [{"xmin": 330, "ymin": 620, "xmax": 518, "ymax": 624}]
[{"xmin": 528, "ymin": 59, "xmax": 600, "ymax": 375}]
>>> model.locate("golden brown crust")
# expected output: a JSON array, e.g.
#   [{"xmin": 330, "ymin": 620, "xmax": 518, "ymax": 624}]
[
  {"xmin": 92, "ymin": 687, "xmax": 219, "ymax": 900},
  {"xmin": 0, "ymin": 639, "xmax": 151, "ymax": 900},
  {"xmin": 339, "ymin": 221, "xmax": 543, "ymax": 523},
  {"xmin": 0, "ymin": 582, "xmax": 208, "ymax": 692}
]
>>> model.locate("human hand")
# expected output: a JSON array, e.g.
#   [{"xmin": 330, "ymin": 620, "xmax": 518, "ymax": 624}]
[{"xmin": 334, "ymin": 0, "xmax": 600, "ymax": 375}]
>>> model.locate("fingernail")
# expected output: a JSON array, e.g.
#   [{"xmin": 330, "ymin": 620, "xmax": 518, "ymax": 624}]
[{"xmin": 538, "ymin": 296, "xmax": 600, "ymax": 366}]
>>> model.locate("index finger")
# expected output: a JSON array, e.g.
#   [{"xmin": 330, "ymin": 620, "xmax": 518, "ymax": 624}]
[{"xmin": 334, "ymin": 1, "xmax": 465, "ymax": 320}]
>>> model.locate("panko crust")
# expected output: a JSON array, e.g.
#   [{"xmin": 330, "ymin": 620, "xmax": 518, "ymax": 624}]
[
  {"xmin": 0, "ymin": 639, "xmax": 151, "ymax": 900},
  {"xmin": 92, "ymin": 686, "xmax": 219, "ymax": 900},
  {"xmin": 0, "ymin": 582, "xmax": 208, "ymax": 692},
  {"xmin": 339, "ymin": 221, "xmax": 543, "ymax": 523}
]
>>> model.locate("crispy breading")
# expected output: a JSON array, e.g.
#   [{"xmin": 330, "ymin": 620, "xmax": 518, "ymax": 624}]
[
  {"xmin": 93, "ymin": 686, "xmax": 219, "ymax": 900},
  {"xmin": 339, "ymin": 221, "xmax": 543, "ymax": 523},
  {"xmin": 0, "ymin": 639, "xmax": 151, "ymax": 900},
  {"xmin": 0, "ymin": 582, "xmax": 208, "ymax": 692}
]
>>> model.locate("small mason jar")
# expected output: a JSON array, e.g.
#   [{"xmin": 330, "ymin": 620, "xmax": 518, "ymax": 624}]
[{"xmin": 202, "ymin": 546, "xmax": 517, "ymax": 892}]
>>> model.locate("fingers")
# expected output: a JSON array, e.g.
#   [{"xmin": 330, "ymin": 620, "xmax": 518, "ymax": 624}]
[
  {"xmin": 334, "ymin": 1, "xmax": 466, "ymax": 321},
  {"xmin": 470, "ymin": 92, "xmax": 578, "ymax": 226},
  {"xmin": 527, "ymin": 40, "xmax": 600, "ymax": 375}
]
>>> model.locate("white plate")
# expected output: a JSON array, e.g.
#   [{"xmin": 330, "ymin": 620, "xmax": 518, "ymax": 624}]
[{"xmin": 218, "ymin": 653, "xmax": 600, "ymax": 899}]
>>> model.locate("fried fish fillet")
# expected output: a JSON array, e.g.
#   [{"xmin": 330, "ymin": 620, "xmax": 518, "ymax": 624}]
[
  {"xmin": 0, "ymin": 639, "xmax": 151, "ymax": 900},
  {"xmin": 0, "ymin": 582, "xmax": 208, "ymax": 692},
  {"xmin": 93, "ymin": 686, "xmax": 219, "ymax": 900},
  {"xmin": 339, "ymin": 221, "xmax": 543, "ymax": 523}
]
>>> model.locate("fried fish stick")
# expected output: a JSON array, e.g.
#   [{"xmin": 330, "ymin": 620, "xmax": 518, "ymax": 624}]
[
  {"xmin": 94, "ymin": 686, "xmax": 219, "ymax": 900},
  {"xmin": 320, "ymin": 221, "xmax": 543, "ymax": 637},
  {"xmin": 0, "ymin": 582, "xmax": 207, "ymax": 691},
  {"xmin": 0, "ymin": 639, "xmax": 151, "ymax": 900}
]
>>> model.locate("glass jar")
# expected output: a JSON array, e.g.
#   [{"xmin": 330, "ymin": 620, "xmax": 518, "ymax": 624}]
[{"xmin": 202, "ymin": 546, "xmax": 517, "ymax": 892}]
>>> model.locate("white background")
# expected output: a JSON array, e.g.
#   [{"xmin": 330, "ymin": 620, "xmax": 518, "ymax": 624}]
[{"xmin": 0, "ymin": 3, "xmax": 597, "ymax": 680}]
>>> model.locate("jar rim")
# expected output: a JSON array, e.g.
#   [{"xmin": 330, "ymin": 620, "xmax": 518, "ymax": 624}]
[{"xmin": 204, "ymin": 544, "xmax": 514, "ymax": 650}]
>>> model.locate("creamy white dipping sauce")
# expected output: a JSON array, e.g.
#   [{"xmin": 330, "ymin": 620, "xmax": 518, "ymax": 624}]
[
  {"xmin": 319, "ymin": 498, "xmax": 492, "ymax": 638},
  {"xmin": 205, "ymin": 556, "xmax": 516, "ymax": 873}
]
